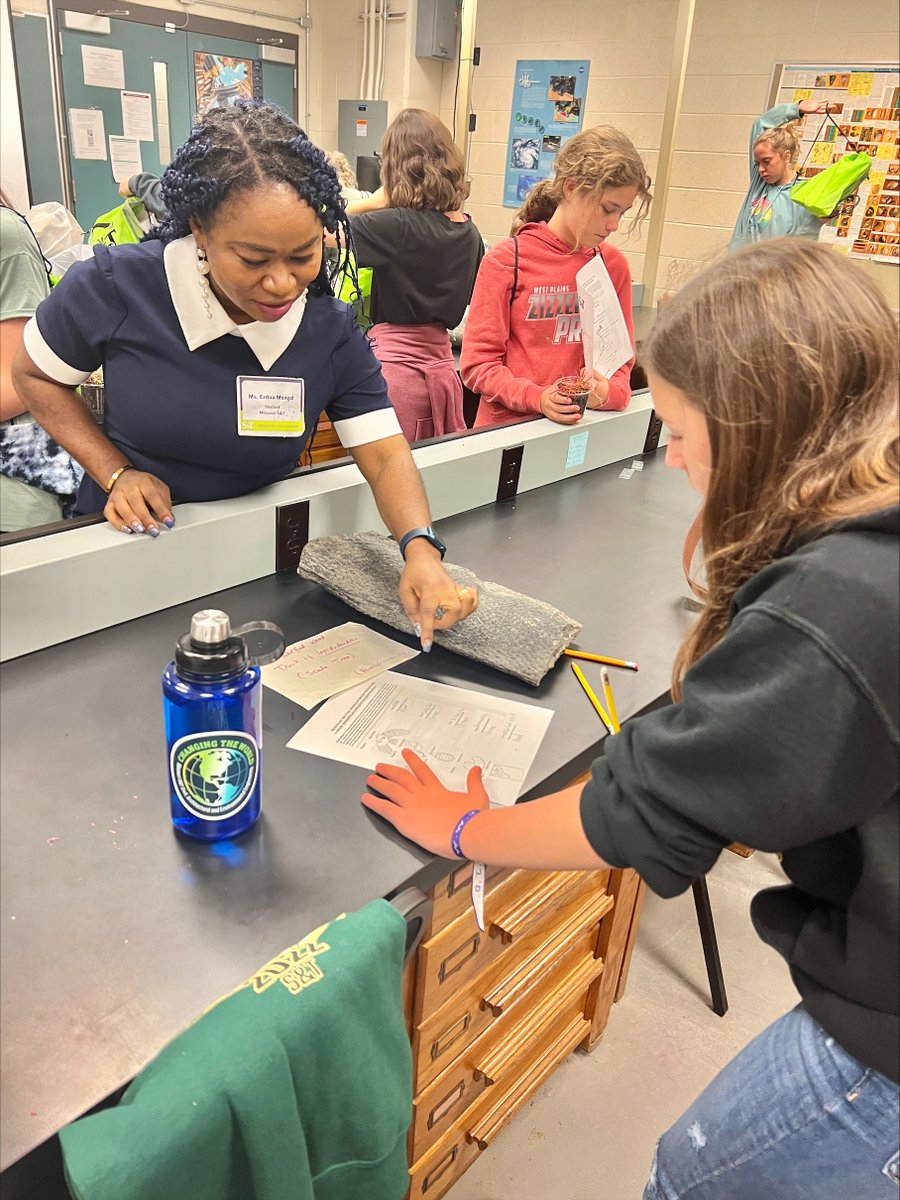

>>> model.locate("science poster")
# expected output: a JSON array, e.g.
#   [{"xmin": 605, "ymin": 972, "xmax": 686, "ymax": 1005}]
[
  {"xmin": 778, "ymin": 63, "xmax": 899, "ymax": 263},
  {"xmin": 194, "ymin": 52, "xmax": 263, "ymax": 120},
  {"xmin": 503, "ymin": 60, "xmax": 590, "ymax": 208}
]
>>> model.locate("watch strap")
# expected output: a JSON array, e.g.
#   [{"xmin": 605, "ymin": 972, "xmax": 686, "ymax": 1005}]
[{"xmin": 399, "ymin": 526, "xmax": 445, "ymax": 560}]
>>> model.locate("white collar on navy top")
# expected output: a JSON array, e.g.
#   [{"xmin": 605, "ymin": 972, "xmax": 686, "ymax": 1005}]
[{"xmin": 163, "ymin": 235, "xmax": 308, "ymax": 372}]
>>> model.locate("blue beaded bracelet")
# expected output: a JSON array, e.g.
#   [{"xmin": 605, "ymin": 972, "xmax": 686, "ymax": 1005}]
[{"xmin": 450, "ymin": 809, "xmax": 482, "ymax": 859}]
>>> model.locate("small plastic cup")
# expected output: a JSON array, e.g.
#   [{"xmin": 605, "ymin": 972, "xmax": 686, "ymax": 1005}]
[{"xmin": 555, "ymin": 374, "xmax": 590, "ymax": 416}]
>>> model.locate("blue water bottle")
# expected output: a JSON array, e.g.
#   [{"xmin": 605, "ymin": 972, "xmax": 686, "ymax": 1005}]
[{"xmin": 162, "ymin": 609, "xmax": 285, "ymax": 841}]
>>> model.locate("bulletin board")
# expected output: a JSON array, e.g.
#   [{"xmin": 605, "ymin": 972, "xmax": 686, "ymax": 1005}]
[
  {"xmin": 10, "ymin": 2, "xmax": 297, "ymax": 232},
  {"xmin": 771, "ymin": 63, "xmax": 900, "ymax": 264},
  {"xmin": 502, "ymin": 60, "xmax": 591, "ymax": 209}
]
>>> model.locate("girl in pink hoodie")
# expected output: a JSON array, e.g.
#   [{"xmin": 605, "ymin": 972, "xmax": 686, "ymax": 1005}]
[{"xmin": 461, "ymin": 127, "xmax": 651, "ymax": 428}]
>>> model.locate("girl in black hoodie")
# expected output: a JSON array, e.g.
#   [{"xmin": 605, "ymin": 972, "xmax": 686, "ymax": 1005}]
[{"xmin": 364, "ymin": 239, "xmax": 899, "ymax": 1198}]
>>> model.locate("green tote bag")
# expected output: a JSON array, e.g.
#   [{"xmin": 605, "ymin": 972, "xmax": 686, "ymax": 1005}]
[{"xmin": 790, "ymin": 152, "xmax": 872, "ymax": 219}]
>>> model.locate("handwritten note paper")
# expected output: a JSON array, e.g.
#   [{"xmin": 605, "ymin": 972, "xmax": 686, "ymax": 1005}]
[
  {"xmin": 565, "ymin": 430, "xmax": 589, "ymax": 470},
  {"xmin": 261, "ymin": 622, "xmax": 419, "ymax": 710},
  {"xmin": 287, "ymin": 672, "xmax": 554, "ymax": 807},
  {"xmin": 576, "ymin": 255, "xmax": 633, "ymax": 379}
]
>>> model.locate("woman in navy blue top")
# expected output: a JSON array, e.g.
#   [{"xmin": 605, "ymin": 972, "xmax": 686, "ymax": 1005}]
[{"xmin": 12, "ymin": 100, "xmax": 477, "ymax": 647}]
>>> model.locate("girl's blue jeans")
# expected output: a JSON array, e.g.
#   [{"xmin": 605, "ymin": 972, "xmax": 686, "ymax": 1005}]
[{"xmin": 645, "ymin": 1004, "xmax": 899, "ymax": 1199}]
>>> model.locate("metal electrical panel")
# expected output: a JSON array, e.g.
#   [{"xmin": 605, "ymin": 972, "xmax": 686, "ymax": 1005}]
[
  {"xmin": 337, "ymin": 100, "xmax": 389, "ymax": 173},
  {"xmin": 415, "ymin": 0, "xmax": 459, "ymax": 61}
]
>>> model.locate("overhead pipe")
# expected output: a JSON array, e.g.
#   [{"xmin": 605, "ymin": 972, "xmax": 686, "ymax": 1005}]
[
  {"xmin": 360, "ymin": 0, "xmax": 370, "ymax": 100},
  {"xmin": 375, "ymin": 0, "xmax": 387, "ymax": 100}
]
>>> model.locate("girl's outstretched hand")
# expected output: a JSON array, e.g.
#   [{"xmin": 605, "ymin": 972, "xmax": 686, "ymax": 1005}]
[{"xmin": 362, "ymin": 748, "xmax": 489, "ymax": 857}]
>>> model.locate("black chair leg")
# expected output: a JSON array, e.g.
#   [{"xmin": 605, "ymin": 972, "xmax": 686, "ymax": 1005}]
[{"xmin": 692, "ymin": 876, "xmax": 728, "ymax": 1017}]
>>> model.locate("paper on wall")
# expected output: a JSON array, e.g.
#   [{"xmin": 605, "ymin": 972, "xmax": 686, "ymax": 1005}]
[
  {"xmin": 69, "ymin": 109, "xmax": 107, "ymax": 160},
  {"xmin": 81, "ymin": 44, "xmax": 125, "ymax": 90},
  {"xmin": 109, "ymin": 136, "xmax": 142, "ymax": 182},
  {"xmin": 287, "ymin": 671, "xmax": 554, "ymax": 808},
  {"xmin": 576, "ymin": 255, "xmax": 633, "ymax": 380},
  {"xmin": 121, "ymin": 90, "xmax": 154, "ymax": 141},
  {"xmin": 261, "ymin": 622, "xmax": 419, "ymax": 710}
]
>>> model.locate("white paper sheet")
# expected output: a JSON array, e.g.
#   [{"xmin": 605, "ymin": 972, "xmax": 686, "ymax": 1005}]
[
  {"xmin": 81, "ymin": 44, "xmax": 125, "ymax": 90},
  {"xmin": 121, "ymin": 90, "xmax": 154, "ymax": 141},
  {"xmin": 109, "ymin": 136, "xmax": 142, "ymax": 182},
  {"xmin": 576, "ymin": 255, "xmax": 633, "ymax": 380},
  {"xmin": 69, "ymin": 109, "xmax": 107, "ymax": 161},
  {"xmin": 287, "ymin": 671, "xmax": 554, "ymax": 808},
  {"xmin": 261, "ymin": 622, "xmax": 419, "ymax": 710}
]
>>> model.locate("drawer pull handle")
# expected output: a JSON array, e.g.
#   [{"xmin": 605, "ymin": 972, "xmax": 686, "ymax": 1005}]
[
  {"xmin": 430, "ymin": 1012, "xmax": 471, "ymax": 1062},
  {"xmin": 438, "ymin": 933, "xmax": 480, "ymax": 983},
  {"xmin": 428, "ymin": 1079, "xmax": 466, "ymax": 1129},
  {"xmin": 473, "ymin": 954, "xmax": 604, "ymax": 1084},
  {"xmin": 490, "ymin": 873, "xmax": 580, "ymax": 944},
  {"xmin": 483, "ymin": 893, "xmax": 614, "ymax": 1016},
  {"xmin": 446, "ymin": 862, "xmax": 474, "ymax": 898},
  {"xmin": 467, "ymin": 1015, "xmax": 588, "ymax": 1149},
  {"xmin": 422, "ymin": 1145, "xmax": 459, "ymax": 1192}
]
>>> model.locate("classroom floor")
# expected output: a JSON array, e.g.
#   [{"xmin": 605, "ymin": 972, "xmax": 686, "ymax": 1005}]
[{"xmin": 451, "ymin": 851, "xmax": 800, "ymax": 1200}]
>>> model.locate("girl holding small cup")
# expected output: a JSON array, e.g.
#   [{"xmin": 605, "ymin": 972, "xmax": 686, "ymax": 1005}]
[{"xmin": 460, "ymin": 126, "xmax": 651, "ymax": 428}]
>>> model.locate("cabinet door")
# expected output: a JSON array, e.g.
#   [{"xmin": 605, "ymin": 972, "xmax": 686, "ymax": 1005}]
[{"xmin": 59, "ymin": 19, "xmax": 190, "ymax": 230}]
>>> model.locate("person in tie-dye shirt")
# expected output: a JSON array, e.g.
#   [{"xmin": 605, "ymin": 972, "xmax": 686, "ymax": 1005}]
[{"xmin": 729, "ymin": 99, "xmax": 832, "ymax": 252}]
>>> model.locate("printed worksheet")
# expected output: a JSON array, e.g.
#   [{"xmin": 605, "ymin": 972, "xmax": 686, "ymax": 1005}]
[
  {"xmin": 287, "ymin": 671, "xmax": 554, "ymax": 807},
  {"xmin": 69, "ymin": 109, "xmax": 107, "ymax": 161},
  {"xmin": 121, "ymin": 90, "xmax": 154, "ymax": 141},
  {"xmin": 109, "ymin": 136, "xmax": 142, "ymax": 182},
  {"xmin": 262, "ymin": 622, "xmax": 419, "ymax": 710},
  {"xmin": 576, "ymin": 255, "xmax": 632, "ymax": 379},
  {"xmin": 81, "ymin": 44, "xmax": 125, "ymax": 90}
]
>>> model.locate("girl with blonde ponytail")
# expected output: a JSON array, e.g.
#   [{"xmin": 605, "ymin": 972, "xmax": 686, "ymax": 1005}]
[
  {"xmin": 460, "ymin": 126, "xmax": 651, "ymax": 428},
  {"xmin": 730, "ymin": 96, "xmax": 835, "ymax": 250}
]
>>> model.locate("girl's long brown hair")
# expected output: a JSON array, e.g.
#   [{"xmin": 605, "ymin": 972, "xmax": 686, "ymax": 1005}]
[
  {"xmin": 512, "ymin": 125, "xmax": 651, "ymax": 233},
  {"xmin": 642, "ymin": 239, "xmax": 900, "ymax": 698},
  {"xmin": 379, "ymin": 108, "xmax": 467, "ymax": 212}
]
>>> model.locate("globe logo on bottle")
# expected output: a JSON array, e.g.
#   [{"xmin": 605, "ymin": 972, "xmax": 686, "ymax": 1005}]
[
  {"xmin": 170, "ymin": 732, "xmax": 259, "ymax": 821},
  {"xmin": 163, "ymin": 610, "xmax": 284, "ymax": 841}
]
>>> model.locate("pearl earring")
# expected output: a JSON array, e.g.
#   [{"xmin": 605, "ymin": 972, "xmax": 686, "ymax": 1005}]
[{"xmin": 196, "ymin": 245, "xmax": 212, "ymax": 319}]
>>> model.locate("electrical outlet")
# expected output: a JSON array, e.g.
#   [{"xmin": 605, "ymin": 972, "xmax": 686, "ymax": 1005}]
[
  {"xmin": 643, "ymin": 410, "xmax": 663, "ymax": 453},
  {"xmin": 496, "ymin": 445, "xmax": 524, "ymax": 502},
  {"xmin": 275, "ymin": 500, "xmax": 310, "ymax": 572}
]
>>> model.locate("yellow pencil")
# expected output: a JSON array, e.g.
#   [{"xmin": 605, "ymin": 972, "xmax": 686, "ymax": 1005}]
[
  {"xmin": 598, "ymin": 666, "xmax": 621, "ymax": 734},
  {"xmin": 570, "ymin": 663, "xmax": 614, "ymax": 735},
  {"xmin": 564, "ymin": 648, "xmax": 639, "ymax": 672}
]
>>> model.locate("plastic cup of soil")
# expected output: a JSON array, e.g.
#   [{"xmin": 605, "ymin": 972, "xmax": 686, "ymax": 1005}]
[{"xmin": 556, "ymin": 375, "xmax": 590, "ymax": 416}]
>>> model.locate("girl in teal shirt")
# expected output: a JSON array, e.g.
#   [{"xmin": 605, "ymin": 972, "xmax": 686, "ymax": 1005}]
[{"xmin": 729, "ymin": 99, "xmax": 830, "ymax": 251}]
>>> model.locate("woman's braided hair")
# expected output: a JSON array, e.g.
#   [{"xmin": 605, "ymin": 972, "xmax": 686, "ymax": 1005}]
[{"xmin": 147, "ymin": 99, "xmax": 353, "ymax": 297}]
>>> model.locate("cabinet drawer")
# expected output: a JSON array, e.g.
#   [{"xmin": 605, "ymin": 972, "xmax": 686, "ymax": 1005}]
[
  {"xmin": 430, "ymin": 862, "xmax": 511, "ymax": 934},
  {"xmin": 413, "ymin": 884, "xmax": 612, "ymax": 1093},
  {"xmin": 414, "ymin": 869, "xmax": 605, "ymax": 1021},
  {"xmin": 408, "ymin": 1003, "xmax": 591, "ymax": 1199},
  {"xmin": 408, "ymin": 1127, "xmax": 481, "ymax": 1200},
  {"xmin": 464, "ymin": 1007, "xmax": 591, "ymax": 1151},
  {"xmin": 411, "ymin": 939, "xmax": 605, "ymax": 1159}
]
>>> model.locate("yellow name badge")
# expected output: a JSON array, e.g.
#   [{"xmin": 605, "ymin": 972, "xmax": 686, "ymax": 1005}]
[{"xmin": 237, "ymin": 376, "xmax": 305, "ymax": 437}]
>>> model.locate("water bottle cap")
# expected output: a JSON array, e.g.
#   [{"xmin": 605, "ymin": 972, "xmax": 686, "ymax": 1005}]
[{"xmin": 190, "ymin": 610, "xmax": 231, "ymax": 644}]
